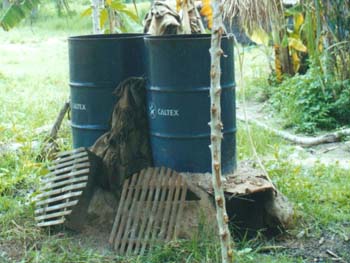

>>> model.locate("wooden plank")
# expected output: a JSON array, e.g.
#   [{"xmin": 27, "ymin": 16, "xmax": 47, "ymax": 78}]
[
  {"xmin": 40, "ymin": 176, "xmax": 88, "ymax": 191},
  {"xmin": 142, "ymin": 168, "xmax": 172, "ymax": 255},
  {"xmin": 35, "ymin": 209, "xmax": 72, "ymax": 221},
  {"xmin": 36, "ymin": 182, "xmax": 87, "ymax": 199},
  {"xmin": 158, "ymin": 171, "xmax": 177, "ymax": 240},
  {"xmin": 36, "ymin": 191, "xmax": 82, "ymax": 206},
  {"xmin": 113, "ymin": 172, "xmax": 139, "ymax": 251},
  {"xmin": 114, "ymin": 238, "xmax": 164, "ymax": 245},
  {"xmin": 55, "ymin": 147, "xmax": 85, "ymax": 158},
  {"xmin": 174, "ymin": 180, "xmax": 187, "ymax": 239},
  {"xmin": 53, "ymin": 150, "xmax": 87, "ymax": 164},
  {"xmin": 47, "ymin": 160, "xmax": 90, "ymax": 175},
  {"xmin": 37, "ymin": 218, "xmax": 65, "ymax": 227},
  {"xmin": 119, "ymin": 169, "xmax": 149, "ymax": 254},
  {"xmin": 109, "ymin": 179, "xmax": 129, "ymax": 244},
  {"xmin": 135, "ymin": 167, "xmax": 166, "ymax": 254},
  {"xmin": 35, "ymin": 200, "xmax": 79, "ymax": 214},
  {"xmin": 166, "ymin": 175, "xmax": 182, "ymax": 241},
  {"xmin": 42, "ymin": 168, "xmax": 89, "ymax": 184},
  {"xmin": 126, "ymin": 168, "xmax": 158, "ymax": 255},
  {"xmin": 49, "ymin": 161, "xmax": 90, "ymax": 176}
]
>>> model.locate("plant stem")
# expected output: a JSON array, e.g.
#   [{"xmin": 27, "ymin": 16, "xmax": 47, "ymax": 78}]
[{"xmin": 209, "ymin": 0, "xmax": 233, "ymax": 262}]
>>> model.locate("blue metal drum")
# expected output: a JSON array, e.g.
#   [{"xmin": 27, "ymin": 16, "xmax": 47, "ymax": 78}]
[
  {"xmin": 68, "ymin": 34, "xmax": 145, "ymax": 148},
  {"xmin": 144, "ymin": 34, "xmax": 236, "ymax": 174}
]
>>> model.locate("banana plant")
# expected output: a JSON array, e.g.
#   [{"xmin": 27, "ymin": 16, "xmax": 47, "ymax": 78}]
[
  {"xmin": 284, "ymin": 4, "xmax": 308, "ymax": 74},
  {"xmin": 0, "ymin": 0, "xmax": 40, "ymax": 31},
  {"xmin": 81, "ymin": 0, "xmax": 140, "ymax": 34},
  {"xmin": 0, "ymin": 0, "xmax": 71, "ymax": 31}
]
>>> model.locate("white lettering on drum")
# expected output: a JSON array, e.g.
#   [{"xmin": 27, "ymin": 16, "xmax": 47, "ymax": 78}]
[
  {"xmin": 149, "ymin": 102, "xmax": 179, "ymax": 119},
  {"xmin": 72, "ymin": 103, "xmax": 86, "ymax": 110}
]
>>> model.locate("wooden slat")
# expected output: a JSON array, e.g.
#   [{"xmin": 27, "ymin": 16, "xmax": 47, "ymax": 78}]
[
  {"xmin": 36, "ymin": 191, "xmax": 82, "ymax": 206},
  {"xmin": 166, "ymin": 175, "xmax": 183, "ymax": 241},
  {"xmin": 55, "ymin": 147, "xmax": 85, "ymax": 158},
  {"xmin": 113, "ymin": 172, "xmax": 139, "ymax": 251},
  {"xmin": 42, "ymin": 168, "xmax": 89, "ymax": 184},
  {"xmin": 126, "ymin": 168, "xmax": 158, "ymax": 255},
  {"xmin": 53, "ymin": 150, "xmax": 87, "ymax": 165},
  {"xmin": 37, "ymin": 218, "xmax": 65, "ymax": 227},
  {"xmin": 49, "ymin": 156, "xmax": 89, "ymax": 174},
  {"xmin": 174, "ymin": 182, "xmax": 187, "ymax": 239},
  {"xmin": 143, "ymin": 168, "xmax": 172, "ymax": 255},
  {"xmin": 36, "ymin": 182, "xmax": 87, "ymax": 199},
  {"xmin": 119, "ymin": 169, "xmax": 149, "ymax": 254},
  {"xmin": 35, "ymin": 209, "xmax": 72, "ymax": 221},
  {"xmin": 134, "ymin": 167, "xmax": 166, "ymax": 254},
  {"xmin": 158, "ymin": 171, "xmax": 177, "ymax": 240},
  {"xmin": 40, "ymin": 176, "xmax": 88, "ymax": 191},
  {"xmin": 109, "ymin": 179, "xmax": 130, "ymax": 244},
  {"xmin": 35, "ymin": 200, "xmax": 79, "ymax": 214},
  {"xmin": 48, "ymin": 161, "xmax": 90, "ymax": 176}
]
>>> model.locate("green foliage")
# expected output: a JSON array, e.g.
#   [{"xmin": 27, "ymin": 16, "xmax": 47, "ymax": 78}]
[
  {"xmin": 267, "ymin": 154, "xmax": 350, "ymax": 226},
  {"xmin": 81, "ymin": 0, "xmax": 142, "ymax": 33},
  {"xmin": 0, "ymin": 0, "xmax": 40, "ymax": 31},
  {"xmin": 54, "ymin": 0, "xmax": 71, "ymax": 16},
  {"xmin": 270, "ymin": 65, "xmax": 350, "ymax": 133},
  {"xmin": 266, "ymin": 1, "xmax": 350, "ymax": 134}
]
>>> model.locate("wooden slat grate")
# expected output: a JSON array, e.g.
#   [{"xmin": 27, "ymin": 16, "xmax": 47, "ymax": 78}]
[
  {"xmin": 109, "ymin": 167, "xmax": 188, "ymax": 256},
  {"xmin": 34, "ymin": 147, "xmax": 90, "ymax": 227}
]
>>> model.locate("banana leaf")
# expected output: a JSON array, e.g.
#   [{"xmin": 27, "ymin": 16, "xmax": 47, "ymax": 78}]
[{"xmin": 0, "ymin": 0, "xmax": 40, "ymax": 31}]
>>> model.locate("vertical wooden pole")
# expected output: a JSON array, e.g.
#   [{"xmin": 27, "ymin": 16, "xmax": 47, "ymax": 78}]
[
  {"xmin": 91, "ymin": 0, "xmax": 101, "ymax": 34},
  {"xmin": 209, "ymin": 0, "xmax": 233, "ymax": 262}
]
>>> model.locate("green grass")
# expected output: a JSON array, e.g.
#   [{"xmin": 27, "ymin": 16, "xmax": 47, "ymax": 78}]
[
  {"xmin": 1, "ymin": 3, "xmax": 350, "ymax": 262},
  {"xmin": 269, "ymin": 160, "xmax": 350, "ymax": 227}
]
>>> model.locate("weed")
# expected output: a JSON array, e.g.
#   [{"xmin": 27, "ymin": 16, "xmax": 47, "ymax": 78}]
[{"xmin": 270, "ymin": 64, "xmax": 350, "ymax": 133}]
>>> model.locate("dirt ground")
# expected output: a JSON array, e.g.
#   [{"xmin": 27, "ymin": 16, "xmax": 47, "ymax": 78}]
[
  {"xmin": 1, "ymin": 226, "xmax": 350, "ymax": 262},
  {"xmin": 264, "ymin": 228, "xmax": 350, "ymax": 262}
]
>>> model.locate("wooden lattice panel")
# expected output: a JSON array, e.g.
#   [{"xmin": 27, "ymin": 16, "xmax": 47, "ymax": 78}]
[
  {"xmin": 34, "ymin": 147, "xmax": 90, "ymax": 227},
  {"xmin": 109, "ymin": 167, "xmax": 188, "ymax": 255}
]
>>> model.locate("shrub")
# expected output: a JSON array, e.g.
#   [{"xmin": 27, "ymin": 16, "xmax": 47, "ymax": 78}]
[{"xmin": 271, "ymin": 65, "xmax": 350, "ymax": 133}]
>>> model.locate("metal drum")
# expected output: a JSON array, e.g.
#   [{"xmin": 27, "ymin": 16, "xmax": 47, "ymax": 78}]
[
  {"xmin": 68, "ymin": 33, "xmax": 145, "ymax": 148},
  {"xmin": 144, "ymin": 34, "xmax": 236, "ymax": 174}
]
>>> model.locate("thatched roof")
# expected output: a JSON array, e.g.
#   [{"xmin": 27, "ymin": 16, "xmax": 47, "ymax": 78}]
[{"xmin": 223, "ymin": 0, "xmax": 284, "ymax": 33}]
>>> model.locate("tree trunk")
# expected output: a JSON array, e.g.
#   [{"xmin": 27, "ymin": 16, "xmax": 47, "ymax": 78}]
[
  {"xmin": 2, "ymin": 0, "xmax": 10, "ymax": 10},
  {"xmin": 91, "ymin": 0, "xmax": 101, "ymax": 34},
  {"xmin": 209, "ymin": 0, "xmax": 233, "ymax": 262}
]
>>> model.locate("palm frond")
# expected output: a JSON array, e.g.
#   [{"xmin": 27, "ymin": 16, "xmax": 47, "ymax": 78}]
[{"xmin": 223, "ymin": 0, "xmax": 284, "ymax": 33}]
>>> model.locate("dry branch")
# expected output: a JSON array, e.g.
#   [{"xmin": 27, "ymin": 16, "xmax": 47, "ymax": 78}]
[
  {"xmin": 237, "ymin": 114, "xmax": 350, "ymax": 147},
  {"xmin": 48, "ymin": 101, "xmax": 70, "ymax": 142},
  {"xmin": 209, "ymin": 0, "xmax": 233, "ymax": 261},
  {"xmin": 37, "ymin": 101, "xmax": 70, "ymax": 160}
]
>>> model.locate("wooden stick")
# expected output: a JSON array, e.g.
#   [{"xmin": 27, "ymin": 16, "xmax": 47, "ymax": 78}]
[
  {"xmin": 48, "ymin": 101, "xmax": 70, "ymax": 142},
  {"xmin": 209, "ymin": 1, "xmax": 233, "ymax": 262},
  {"xmin": 237, "ymin": 114, "xmax": 350, "ymax": 147}
]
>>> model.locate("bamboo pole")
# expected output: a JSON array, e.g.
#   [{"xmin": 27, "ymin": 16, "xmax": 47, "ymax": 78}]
[{"xmin": 209, "ymin": 0, "xmax": 233, "ymax": 262}]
